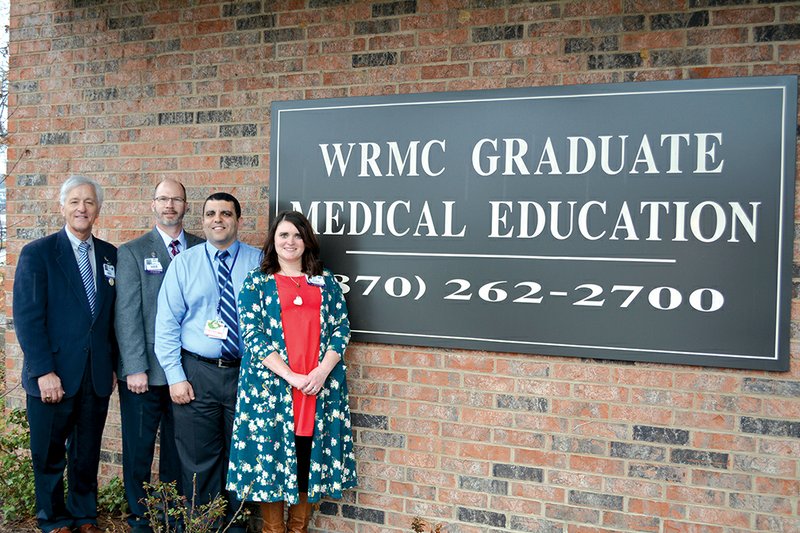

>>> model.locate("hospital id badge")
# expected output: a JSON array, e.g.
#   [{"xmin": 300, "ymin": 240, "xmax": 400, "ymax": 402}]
[
  {"xmin": 144, "ymin": 257, "xmax": 163, "ymax": 274},
  {"xmin": 204, "ymin": 318, "xmax": 228, "ymax": 339}
]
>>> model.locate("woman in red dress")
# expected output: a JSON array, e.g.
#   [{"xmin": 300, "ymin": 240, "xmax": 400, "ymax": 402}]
[{"xmin": 227, "ymin": 211, "xmax": 356, "ymax": 533}]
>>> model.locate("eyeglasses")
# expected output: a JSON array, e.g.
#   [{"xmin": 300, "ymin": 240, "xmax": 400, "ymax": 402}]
[{"xmin": 154, "ymin": 196, "xmax": 186, "ymax": 205}]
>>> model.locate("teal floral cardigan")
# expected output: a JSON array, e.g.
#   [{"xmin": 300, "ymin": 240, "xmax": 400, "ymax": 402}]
[{"xmin": 226, "ymin": 268, "xmax": 357, "ymax": 504}]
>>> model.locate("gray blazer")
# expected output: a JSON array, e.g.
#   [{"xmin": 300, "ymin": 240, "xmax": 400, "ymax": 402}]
[{"xmin": 115, "ymin": 227, "xmax": 204, "ymax": 385}]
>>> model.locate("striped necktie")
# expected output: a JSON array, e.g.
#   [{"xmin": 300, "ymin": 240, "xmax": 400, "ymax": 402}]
[
  {"xmin": 78, "ymin": 241, "xmax": 96, "ymax": 315},
  {"xmin": 169, "ymin": 239, "xmax": 180, "ymax": 257},
  {"xmin": 217, "ymin": 250, "xmax": 239, "ymax": 360}
]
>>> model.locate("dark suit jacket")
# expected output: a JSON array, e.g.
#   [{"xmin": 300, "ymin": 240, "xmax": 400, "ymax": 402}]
[
  {"xmin": 13, "ymin": 228, "xmax": 118, "ymax": 398},
  {"xmin": 115, "ymin": 228, "xmax": 203, "ymax": 386}
]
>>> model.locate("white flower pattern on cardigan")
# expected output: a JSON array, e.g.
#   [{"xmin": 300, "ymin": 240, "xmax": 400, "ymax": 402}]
[{"xmin": 226, "ymin": 268, "xmax": 357, "ymax": 504}]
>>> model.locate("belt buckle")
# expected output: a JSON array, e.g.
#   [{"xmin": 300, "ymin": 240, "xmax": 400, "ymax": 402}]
[{"xmin": 217, "ymin": 358, "xmax": 226, "ymax": 368}]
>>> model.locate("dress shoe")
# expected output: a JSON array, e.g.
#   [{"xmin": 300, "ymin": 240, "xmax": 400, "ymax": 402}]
[{"xmin": 77, "ymin": 524, "xmax": 104, "ymax": 533}]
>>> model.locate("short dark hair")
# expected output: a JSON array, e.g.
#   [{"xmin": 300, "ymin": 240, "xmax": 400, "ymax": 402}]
[
  {"xmin": 203, "ymin": 192, "xmax": 241, "ymax": 218},
  {"xmin": 260, "ymin": 210, "xmax": 322, "ymax": 276}
]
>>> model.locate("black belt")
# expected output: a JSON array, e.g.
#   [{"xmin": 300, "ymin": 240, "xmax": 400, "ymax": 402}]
[{"xmin": 182, "ymin": 349, "xmax": 240, "ymax": 368}]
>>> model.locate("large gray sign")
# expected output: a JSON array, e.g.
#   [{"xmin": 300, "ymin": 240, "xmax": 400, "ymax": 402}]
[{"xmin": 271, "ymin": 76, "xmax": 797, "ymax": 371}]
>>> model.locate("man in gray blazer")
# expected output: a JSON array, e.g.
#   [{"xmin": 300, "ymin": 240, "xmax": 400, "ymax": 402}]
[{"xmin": 115, "ymin": 179, "xmax": 203, "ymax": 532}]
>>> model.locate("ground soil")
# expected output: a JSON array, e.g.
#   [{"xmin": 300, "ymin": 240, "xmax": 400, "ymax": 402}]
[{"xmin": 0, "ymin": 515, "xmax": 128, "ymax": 532}]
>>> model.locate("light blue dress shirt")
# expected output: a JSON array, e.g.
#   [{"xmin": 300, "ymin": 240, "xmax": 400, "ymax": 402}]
[{"xmin": 155, "ymin": 240, "xmax": 262, "ymax": 385}]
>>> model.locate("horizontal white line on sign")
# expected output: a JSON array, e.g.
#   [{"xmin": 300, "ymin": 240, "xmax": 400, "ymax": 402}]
[
  {"xmin": 351, "ymin": 329, "xmax": 777, "ymax": 361},
  {"xmin": 345, "ymin": 250, "xmax": 676, "ymax": 264}
]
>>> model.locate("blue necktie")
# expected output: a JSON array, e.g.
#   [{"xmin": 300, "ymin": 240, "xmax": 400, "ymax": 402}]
[
  {"xmin": 217, "ymin": 250, "xmax": 239, "ymax": 360},
  {"xmin": 78, "ymin": 241, "xmax": 96, "ymax": 316}
]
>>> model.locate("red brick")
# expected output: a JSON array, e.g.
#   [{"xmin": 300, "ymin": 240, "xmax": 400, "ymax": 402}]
[
  {"xmin": 574, "ymin": 383, "xmax": 629, "ymax": 402},
  {"xmin": 455, "ymin": 74, "xmax": 506, "ymax": 92},
  {"xmin": 405, "ymin": 467, "xmax": 456, "ymax": 488},
  {"xmin": 754, "ymin": 476, "xmax": 800, "ymax": 496},
  {"xmin": 667, "ymin": 486, "xmax": 726, "ymax": 507},
  {"xmin": 441, "ymin": 422, "xmax": 491, "ymax": 441},
  {"xmin": 569, "ymin": 455, "xmax": 625, "ymax": 476},
  {"xmin": 553, "ymin": 362, "xmax": 612, "ymax": 383},
  {"xmin": 512, "ymin": 483, "xmax": 566, "ymax": 502},
  {"xmin": 361, "ymin": 365, "xmax": 410, "ymax": 382},
  {"xmin": 509, "ymin": 4, "xmax": 561, "ymax": 23},
  {"xmin": 459, "ymin": 407, "xmax": 514, "ymax": 428},
  {"xmin": 516, "ymin": 449, "xmax": 568, "ymax": 469},
  {"xmin": 754, "ymin": 515, "xmax": 800, "ymax": 531},
  {"xmin": 408, "ymin": 401, "xmax": 458, "ymax": 422},
  {"xmin": 393, "ymin": 350, "xmax": 442, "ymax": 368},
  {"xmin": 617, "ymin": 367, "xmax": 675, "ymax": 388},
  {"xmin": 691, "ymin": 431, "xmax": 756, "ymax": 452},
  {"xmin": 401, "ymin": 13, "xmax": 448, "ymax": 31},
  {"xmin": 307, "ymin": 22, "xmax": 350, "ymax": 40},
  {"xmin": 438, "ymin": 487, "xmax": 488, "ymax": 507},
  {"xmin": 630, "ymin": 387, "xmax": 693, "ymax": 408},
  {"xmin": 608, "ymin": 405, "xmax": 673, "ymax": 426},
  {"xmin": 552, "ymin": 399, "xmax": 610, "ymax": 419},
  {"xmin": 688, "ymin": 66, "xmax": 751, "ymax": 78},
  {"xmin": 605, "ymin": 477, "xmax": 662, "ymax": 498},
  {"xmin": 410, "ymin": 369, "xmax": 460, "ymax": 387},
  {"xmin": 473, "ymin": 59, "xmax": 525, "ymax": 77},
  {"xmin": 710, "ymin": 45, "xmax": 774, "ymax": 64},
  {"xmin": 492, "ymin": 428, "xmax": 547, "ymax": 448},
  {"xmin": 368, "ymin": 34, "xmax": 415, "ymax": 50},
  {"xmin": 439, "ymin": 389, "xmax": 493, "ymax": 408},
  {"xmin": 458, "ymin": 442, "xmax": 512, "ymax": 461},
  {"xmin": 673, "ymin": 411, "xmax": 735, "ymax": 431},
  {"xmin": 685, "ymin": 506, "xmax": 751, "ymax": 528},
  {"xmin": 356, "ymin": 492, "xmax": 404, "ymax": 511},
  {"xmin": 628, "ymin": 499, "xmax": 686, "ymax": 519},
  {"xmin": 400, "ymin": 48, "xmax": 450, "ymax": 65},
  {"xmin": 387, "ymin": 481, "xmax": 437, "ymax": 500},
  {"xmin": 712, "ymin": 7, "xmax": 777, "ymax": 26},
  {"xmin": 418, "ymin": 28, "xmax": 469, "ymax": 47},
  {"xmin": 603, "ymin": 511, "xmax": 660, "ymax": 532},
  {"xmin": 623, "ymin": 30, "xmax": 686, "ymax": 50},
  {"xmin": 462, "ymin": 373, "xmax": 515, "ymax": 392},
  {"xmin": 491, "ymin": 494, "xmax": 541, "ymax": 513}
]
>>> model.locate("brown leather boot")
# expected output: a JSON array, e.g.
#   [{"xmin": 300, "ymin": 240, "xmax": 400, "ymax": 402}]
[
  {"xmin": 260, "ymin": 501, "xmax": 286, "ymax": 533},
  {"xmin": 287, "ymin": 493, "xmax": 312, "ymax": 533}
]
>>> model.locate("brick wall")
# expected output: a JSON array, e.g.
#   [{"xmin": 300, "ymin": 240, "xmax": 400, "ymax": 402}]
[{"xmin": 5, "ymin": 1, "xmax": 800, "ymax": 531}]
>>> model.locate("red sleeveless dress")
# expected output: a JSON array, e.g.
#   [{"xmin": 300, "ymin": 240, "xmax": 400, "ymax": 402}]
[{"xmin": 276, "ymin": 274, "xmax": 322, "ymax": 437}]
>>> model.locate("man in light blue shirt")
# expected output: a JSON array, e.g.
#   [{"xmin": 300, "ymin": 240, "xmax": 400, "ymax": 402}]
[{"xmin": 155, "ymin": 192, "xmax": 261, "ymax": 532}]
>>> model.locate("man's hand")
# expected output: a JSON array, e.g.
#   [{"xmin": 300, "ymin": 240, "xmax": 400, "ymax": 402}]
[
  {"xmin": 169, "ymin": 380, "xmax": 195, "ymax": 405},
  {"xmin": 126, "ymin": 372, "xmax": 149, "ymax": 394},
  {"xmin": 38, "ymin": 372, "xmax": 65, "ymax": 404}
]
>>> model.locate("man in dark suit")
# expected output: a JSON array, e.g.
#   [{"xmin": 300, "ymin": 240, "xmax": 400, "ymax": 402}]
[
  {"xmin": 115, "ymin": 178, "xmax": 203, "ymax": 532},
  {"xmin": 13, "ymin": 175, "xmax": 117, "ymax": 533}
]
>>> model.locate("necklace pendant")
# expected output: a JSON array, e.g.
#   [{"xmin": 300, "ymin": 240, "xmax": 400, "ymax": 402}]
[{"xmin": 293, "ymin": 295, "xmax": 303, "ymax": 306}]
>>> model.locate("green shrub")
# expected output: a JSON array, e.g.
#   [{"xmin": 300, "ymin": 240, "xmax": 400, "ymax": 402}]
[
  {"xmin": 143, "ymin": 479, "xmax": 242, "ymax": 533},
  {"xmin": 0, "ymin": 405, "xmax": 36, "ymax": 522},
  {"xmin": 98, "ymin": 476, "xmax": 128, "ymax": 518}
]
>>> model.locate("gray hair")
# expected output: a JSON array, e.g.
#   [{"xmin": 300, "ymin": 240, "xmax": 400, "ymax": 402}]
[{"xmin": 59, "ymin": 175, "xmax": 104, "ymax": 207}]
